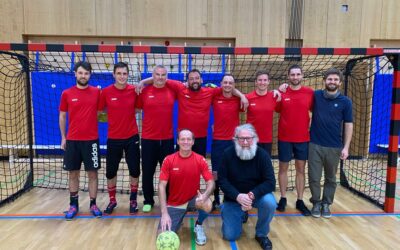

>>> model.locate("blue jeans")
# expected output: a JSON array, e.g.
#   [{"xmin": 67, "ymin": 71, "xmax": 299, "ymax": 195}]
[{"xmin": 221, "ymin": 193, "xmax": 276, "ymax": 241}]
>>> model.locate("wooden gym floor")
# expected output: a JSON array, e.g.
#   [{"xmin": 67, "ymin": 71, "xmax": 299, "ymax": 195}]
[{"xmin": 0, "ymin": 183, "xmax": 399, "ymax": 250}]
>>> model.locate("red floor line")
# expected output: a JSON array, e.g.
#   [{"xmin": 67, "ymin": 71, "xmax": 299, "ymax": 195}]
[{"xmin": 1, "ymin": 210, "xmax": 400, "ymax": 217}]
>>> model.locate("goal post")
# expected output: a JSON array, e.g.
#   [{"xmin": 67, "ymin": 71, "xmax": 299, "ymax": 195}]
[{"xmin": 0, "ymin": 43, "xmax": 397, "ymax": 212}]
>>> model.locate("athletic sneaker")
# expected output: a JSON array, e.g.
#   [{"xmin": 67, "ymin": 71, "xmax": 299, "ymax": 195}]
[
  {"xmin": 142, "ymin": 204, "xmax": 153, "ymax": 213},
  {"xmin": 255, "ymin": 236, "xmax": 273, "ymax": 250},
  {"xmin": 90, "ymin": 204, "xmax": 103, "ymax": 218},
  {"xmin": 276, "ymin": 197, "xmax": 287, "ymax": 212},
  {"xmin": 129, "ymin": 200, "xmax": 138, "ymax": 214},
  {"xmin": 194, "ymin": 224, "xmax": 207, "ymax": 245},
  {"xmin": 311, "ymin": 202, "xmax": 322, "ymax": 218},
  {"xmin": 321, "ymin": 204, "xmax": 332, "ymax": 219},
  {"xmin": 103, "ymin": 201, "xmax": 117, "ymax": 214},
  {"xmin": 296, "ymin": 200, "xmax": 311, "ymax": 216},
  {"xmin": 65, "ymin": 205, "xmax": 79, "ymax": 221}
]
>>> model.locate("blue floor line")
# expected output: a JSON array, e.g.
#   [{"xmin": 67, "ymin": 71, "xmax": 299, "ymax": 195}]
[
  {"xmin": 1, "ymin": 212, "xmax": 400, "ymax": 220},
  {"xmin": 229, "ymin": 241, "xmax": 238, "ymax": 250}
]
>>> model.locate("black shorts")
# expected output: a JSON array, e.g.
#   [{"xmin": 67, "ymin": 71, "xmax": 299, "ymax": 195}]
[
  {"xmin": 211, "ymin": 140, "xmax": 233, "ymax": 172},
  {"xmin": 278, "ymin": 141, "xmax": 309, "ymax": 162},
  {"xmin": 63, "ymin": 139, "xmax": 101, "ymax": 171},
  {"xmin": 106, "ymin": 134, "xmax": 140, "ymax": 179}
]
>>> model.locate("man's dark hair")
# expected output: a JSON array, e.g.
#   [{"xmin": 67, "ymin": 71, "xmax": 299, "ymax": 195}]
[
  {"xmin": 287, "ymin": 64, "xmax": 302, "ymax": 75},
  {"xmin": 186, "ymin": 69, "xmax": 202, "ymax": 80},
  {"xmin": 113, "ymin": 62, "xmax": 129, "ymax": 74},
  {"xmin": 255, "ymin": 70, "xmax": 270, "ymax": 79},
  {"xmin": 73, "ymin": 61, "xmax": 92, "ymax": 73},
  {"xmin": 323, "ymin": 68, "xmax": 344, "ymax": 82}
]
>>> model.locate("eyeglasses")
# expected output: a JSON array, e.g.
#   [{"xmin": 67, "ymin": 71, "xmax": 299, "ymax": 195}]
[{"xmin": 236, "ymin": 137, "xmax": 254, "ymax": 142}]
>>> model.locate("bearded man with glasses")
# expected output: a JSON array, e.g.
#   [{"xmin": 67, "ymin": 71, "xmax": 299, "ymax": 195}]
[{"xmin": 218, "ymin": 124, "xmax": 277, "ymax": 250}]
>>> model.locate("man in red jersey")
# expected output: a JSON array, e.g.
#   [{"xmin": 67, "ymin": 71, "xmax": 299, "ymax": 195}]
[
  {"xmin": 275, "ymin": 65, "xmax": 313, "ymax": 216},
  {"xmin": 158, "ymin": 129, "xmax": 214, "ymax": 246},
  {"xmin": 59, "ymin": 61, "xmax": 102, "ymax": 220},
  {"xmin": 211, "ymin": 74, "xmax": 242, "ymax": 210},
  {"xmin": 139, "ymin": 69, "xmax": 248, "ymax": 158},
  {"xmin": 99, "ymin": 62, "xmax": 141, "ymax": 215},
  {"xmin": 136, "ymin": 65, "xmax": 180, "ymax": 213},
  {"xmin": 246, "ymin": 70, "xmax": 280, "ymax": 156}
]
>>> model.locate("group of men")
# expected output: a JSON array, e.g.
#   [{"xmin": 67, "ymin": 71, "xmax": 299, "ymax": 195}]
[{"xmin": 59, "ymin": 60, "xmax": 353, "ymax": 250}]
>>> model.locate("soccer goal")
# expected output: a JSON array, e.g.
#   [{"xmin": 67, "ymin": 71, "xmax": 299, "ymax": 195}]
[{"xmin": 0, "ymin": 43, "xmax": 398, "ymax": 212}]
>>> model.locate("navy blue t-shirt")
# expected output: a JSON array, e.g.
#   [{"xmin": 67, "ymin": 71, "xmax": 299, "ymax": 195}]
[{"xmin": 310, "ymin": 90, "xmax": 353, "ymax": 148}]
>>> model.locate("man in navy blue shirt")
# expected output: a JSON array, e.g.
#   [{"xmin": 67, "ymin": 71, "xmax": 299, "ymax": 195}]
[
  {"xmin": 219, "ymin": 124, "xmax": 276, "ymax": 250},
  {"xmin": 308, "ymin": 68, "xmax": 353, "ymax": 219}
]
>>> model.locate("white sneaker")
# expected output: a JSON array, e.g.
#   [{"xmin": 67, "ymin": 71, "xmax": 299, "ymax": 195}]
[{"xmin": 194, "ymin": 224, "xmax": 207, "ymax": 245}]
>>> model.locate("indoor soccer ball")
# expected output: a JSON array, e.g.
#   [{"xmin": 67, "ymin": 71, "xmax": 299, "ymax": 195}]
[{"xmin": 156, "ymin": 231, "xmax": 180, "ymax": 250}]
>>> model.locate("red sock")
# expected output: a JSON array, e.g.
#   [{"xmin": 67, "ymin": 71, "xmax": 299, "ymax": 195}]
[
  {"xmin": 130, "ymin": 183, "xmax": 138, "ymax": 201},
  {"xmin": 108, "ymin": 185, "xmax": 117, "ymax": 203}
]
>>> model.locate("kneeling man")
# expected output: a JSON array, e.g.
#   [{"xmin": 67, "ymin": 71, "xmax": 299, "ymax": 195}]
[
  {"xmin": 158, "ymin": 129, "xmax": 215, "ymax": 246},
  {"xmin": 219, "ymin": 124, "xmax": 276, "ymax": 250}
]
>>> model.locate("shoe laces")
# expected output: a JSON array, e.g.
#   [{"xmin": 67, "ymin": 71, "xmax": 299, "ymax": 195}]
[
  {"xmin": 67, "ymin": 205, "xmax": 77, "ymax": 213},
  {"xmin": 195, "ymin": 225, "xmax": 205, "ymax": 238},
  {"xmin": 107, "ymin": 202, "xmax": 117, "ymax": 209},
  {"xmin": 91, "ymin": 204, "xmax": 100, "ymax": 212}
]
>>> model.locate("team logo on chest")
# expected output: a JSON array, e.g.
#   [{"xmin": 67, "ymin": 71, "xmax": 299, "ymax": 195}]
[
  {"xmin": 111, "ymin": 97, "xmax": 118, "ymax": 101},
  {"xmin": 71, "ymin": 98, "xmax": 78, "ymax": 102}
]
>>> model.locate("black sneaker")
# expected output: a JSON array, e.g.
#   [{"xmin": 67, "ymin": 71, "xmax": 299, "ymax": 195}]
[
  {"xmin": 276, "ymin": 197, "xmax": 287, "ymax": 212},
  {"xmin": 255, "ymin": 236, "xmax": 273, "ymax": 250},
  {"xmin": 311, "ymin": 202, "xmax": 321, "ymax": 218},
  {"xmin": 242, "ymin": 211, "xmax": 249, "ymax": 223},
  {"xmin": 104, "ymin": 201, "xmax": 117, "ymax": 215},
  {"xmin": 321, "ymin": 203, "xmax": 332, "ymax": 219},
  {"xmin": 296, "ymin": 200, "xmax": 311, "ymax": 216}
]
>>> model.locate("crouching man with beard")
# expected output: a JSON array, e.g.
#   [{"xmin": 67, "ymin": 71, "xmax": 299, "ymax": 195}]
[{"xmin": 219, "ymin": 124, "xmax": 277, "ymax": 250}]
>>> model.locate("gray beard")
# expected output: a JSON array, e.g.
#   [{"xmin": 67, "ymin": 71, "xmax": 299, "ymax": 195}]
[{"xmin": 235, "ymin": 142, "xmax": 257, "ymax": 160}]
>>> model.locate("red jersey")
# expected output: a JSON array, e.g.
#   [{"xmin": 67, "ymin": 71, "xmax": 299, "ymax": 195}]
[
  {"xmin": 159, "ymin": 151, "xmax": 213, "ymax": 206},
  {"xmin": 59, "ymin": 85, "xmax": 100, "ymax": 140},
  {"xmin": 99, "ymin": 84, "xmax": 139, "ymax": 139},
  {"xmin": 276, "ymin": 86, "xmax": 314, "ymax": 142},
  {"xmin": 245, "ymin": 91, "xmax": 278, "ymax": 143},
  {"xmin": 212, "ymin": 94, "xmax": 241, "ymax": 140},
  {"xmin": 136, "ymin": 84, "xmax": 176, "ymax": 140},
  {"xmin": 167, "ymin": 81, "xmax": 221, "ymax": 138}
]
